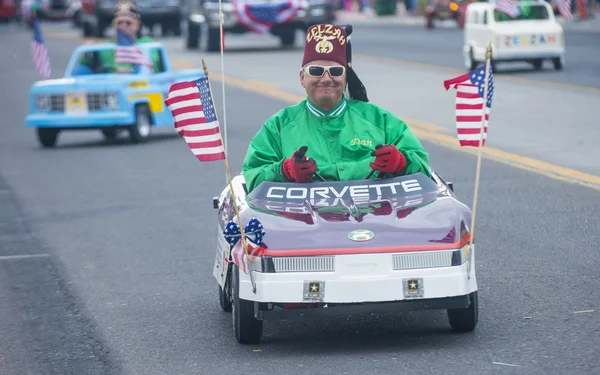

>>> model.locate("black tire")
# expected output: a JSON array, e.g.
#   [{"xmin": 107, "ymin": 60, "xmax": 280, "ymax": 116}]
[
  {"xmin": 128, "ymin": 105, "xmax": 152, "ymax": 144},
  {"xmin": 279, "ymin": 27, "xmax": 296, "ymax": 46},
  {"xmin": 186, "ymin": 21, "xmax": 200, "ymax": 49},
  {"xmin": 447, "ymin": 291, "xmax": 479, "ymax": 333},
  {"xmin": 206, "ymin": 27, "xmax": 221, "ymax": 52},
  {"xmin": 171, "ymin": 18, "xmax": 182, "ymax": 36},
  {"xmin": 531, "ymin": 59, "xmax": 543, "ymax": 70},
  {"xmin": 36, "ymin": 128, "xmax": 59, "ymax": 148},
  {"xmin": 101, "ymin": 128, "xmax": 119, "ymax": 140},
  {"xmin": 219, "ymin": 284, "xmax": 233, "ymax": 312},
  {"xmin": 552, "ymin": 56, "xmax": 564, "ymax": 71},
  {"xmin": 232, "ymin": 265, "xmax": 263, "ymax": 344}
]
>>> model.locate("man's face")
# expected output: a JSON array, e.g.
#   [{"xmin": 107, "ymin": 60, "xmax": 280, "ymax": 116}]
[
  {"xmin": 114, "ymin": 14, "xmax": 139, "ymax": 37},
  {"xmin": 300, "ymin": 59, "xmax": 346, "ymax": 110}
]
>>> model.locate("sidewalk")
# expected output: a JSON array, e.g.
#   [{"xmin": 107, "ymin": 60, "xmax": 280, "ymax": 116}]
[{"xmin": 334, "ymin": 8, "xmax": 600, "ymax": 32}]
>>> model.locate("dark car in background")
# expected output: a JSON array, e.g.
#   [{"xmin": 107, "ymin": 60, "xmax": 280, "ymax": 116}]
[
  {"xmin": 80, "ymin": 0, "xmax": 183, "ymax": 38},
  {"xmin": 185, "ymin": 0, "xmax": 336, "ymax": 52}
]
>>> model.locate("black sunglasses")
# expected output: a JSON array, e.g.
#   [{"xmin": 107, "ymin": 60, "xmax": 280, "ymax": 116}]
[
  {"xmin": 303, "ymin": 65, "xmax": 346, "ymax": 78},
  {"xmin": 117, "ymin": 20, "xmax": 133, "ymax": 26}
]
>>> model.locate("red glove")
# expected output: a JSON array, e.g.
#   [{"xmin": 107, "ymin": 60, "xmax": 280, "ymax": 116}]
[
  {"xmin": 282, "ymin": 146, "xmax": 317, "ymax": 183},
  {"xmin": 369, "ymin": 144, "xmax": 407, "ymax": 174}
]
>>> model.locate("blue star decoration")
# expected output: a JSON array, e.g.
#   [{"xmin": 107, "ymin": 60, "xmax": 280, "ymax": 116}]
[
  {"xmin": 222, "ymin": 217, "xmax": 265, "ymax": 247},
  {"xmin": 469, "ymin": 65, "xmax": 494, "ymax": 108},
  {"xmin": 194, "ymin": 77, "xmax": 217, "ymax": 123}
]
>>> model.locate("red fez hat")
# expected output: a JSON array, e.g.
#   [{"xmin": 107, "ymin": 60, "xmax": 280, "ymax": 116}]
[{"xmin": 302, "ymin": 24, "xmax": 348, "ymax": 67}]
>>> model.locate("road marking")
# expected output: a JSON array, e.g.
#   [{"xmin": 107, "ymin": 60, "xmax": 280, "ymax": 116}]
[
  {"xmin": 356, "ymin": 54, "xmax": 600, "ymax": 95},
  {"xmin": 492, "ymin": 362, "xmax": 521, "ymax": 367},
  {"xmin": 0, "ymin": 254, "xmax": 51, "ymax": 261},
  {"xmin": 573, "ymin": 310, "xmax": 596, "ymax": 314},
  {"xmin": 170, "ymin": 58, "xmax": 600, "ymax": 192}
]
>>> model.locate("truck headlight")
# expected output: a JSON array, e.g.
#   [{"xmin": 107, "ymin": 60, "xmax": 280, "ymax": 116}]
[
  {"xmin": 35, "ymin": 95, "xmax": 50, "ymax": 111},
  {"xmin": 105, "ymin": 93, "xmax": 119, "ymax": 110}
]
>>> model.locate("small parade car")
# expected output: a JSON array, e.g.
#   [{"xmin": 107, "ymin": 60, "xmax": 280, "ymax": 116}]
[
  {"xmin": 212, "ymin": 170, "xmax": 479, "ymax": 344},
  {"xmin": 25, "ymin": 42, "xmax": 204, "ymax": 148},
  {"xmin": 463, "ymin": 1, "xmax": 565, "ymax": 71}
]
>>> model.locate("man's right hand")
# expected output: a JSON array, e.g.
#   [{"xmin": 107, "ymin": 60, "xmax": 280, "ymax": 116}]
[{"xmin": 282, "ymin": 146, "xmax": 318, "ymax": 183}]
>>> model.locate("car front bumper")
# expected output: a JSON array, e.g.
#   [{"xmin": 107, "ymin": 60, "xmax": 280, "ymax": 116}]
[
  {"xmin": 25, "ymin": 112, "xmax": 134, "ymax": 128},
  {"xmin": 238, "ymin": 251, "xmax": 478, "ymax": 305}
]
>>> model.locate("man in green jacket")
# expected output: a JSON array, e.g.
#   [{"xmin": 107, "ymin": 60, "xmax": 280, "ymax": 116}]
[{"xmin": 241, "ymin": 24, "xmax": 431, "ymax": 193}]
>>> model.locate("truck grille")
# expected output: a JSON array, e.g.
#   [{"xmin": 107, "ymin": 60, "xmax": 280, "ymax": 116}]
[
  {"xmin": 49, "ymin": 95, "xmax": 64, "ymax": 112},
  {"xmin": 43, "ymin": 93, "xmax": 114, "ymax": 112}
]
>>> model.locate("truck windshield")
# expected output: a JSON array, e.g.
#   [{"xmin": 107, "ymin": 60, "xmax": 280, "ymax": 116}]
[{"xmin": 494, "ymin": 4, "xmax": 550, "ymax": 21}]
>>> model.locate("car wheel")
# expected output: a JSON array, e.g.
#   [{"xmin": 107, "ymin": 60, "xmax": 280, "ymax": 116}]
[
  {"xmin": 128, "ymin": 105, "xmax": 152, "ymax": 144},
  {"xmin": 552, "ymin": 56, "xmax": 564, "ymax": 71},
  {"xmin": 36, "ymin": 128, "xmax": 60, "ymax": 148},
  {"xmin": 447, "ymin": 291, "xmax": 478, "ymax": 333},
  {"xmin": 219, "ymin": 277, "xmax": 233, "ymax": 312},
  {"xmin": 186, "ymin": 21, "xmax": 200, "ymax": 49},
  {"xmin": 171, "ymin": 18, "xmax": 182, "ymax": 36},
  {"xmin": 232, "ymin": 265, "xmax": 263, "ymax": 344},
  {"xmin": 206, "ymin": 27, "xmax": 221, "ymax": 52}
]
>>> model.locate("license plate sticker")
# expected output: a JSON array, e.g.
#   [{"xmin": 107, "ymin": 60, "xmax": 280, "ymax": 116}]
[{"xmin": 65, "ymin": 91, "xmax": 88, "ymax": 115}]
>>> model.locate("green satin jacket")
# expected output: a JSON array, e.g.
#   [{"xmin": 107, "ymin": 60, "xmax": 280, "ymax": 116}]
[{"xmin": 242, "ymin": 97, "xmax": 431, "ymax": 193}]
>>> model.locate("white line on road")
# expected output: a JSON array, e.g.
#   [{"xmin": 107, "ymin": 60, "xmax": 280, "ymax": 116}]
[
  {"xmin": 0, "ymin": 254, "xmax": 51, "ymax": 261},
  {"xmin": 493, "ymin": 361, "xmax": 522, "ymax": 367}
]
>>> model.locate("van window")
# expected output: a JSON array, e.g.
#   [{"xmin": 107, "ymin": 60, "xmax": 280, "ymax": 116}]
[
  {"xmin": 483, "ymin": 10, "xmax": 488, "ymax": 24},
  {"xmin": 494, "ymin": 4, "xmax": 550, "ymax": 21}
]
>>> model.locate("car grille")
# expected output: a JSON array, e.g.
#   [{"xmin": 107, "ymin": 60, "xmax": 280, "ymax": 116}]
[{"xmin": 44, "ymin": 93, "xmax": 111, "ymax": 112}]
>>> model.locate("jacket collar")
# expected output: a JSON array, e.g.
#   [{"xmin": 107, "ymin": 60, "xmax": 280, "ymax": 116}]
[{"xmin": 306, "ymin": 97, "xmax": 347, "ymax": 118}]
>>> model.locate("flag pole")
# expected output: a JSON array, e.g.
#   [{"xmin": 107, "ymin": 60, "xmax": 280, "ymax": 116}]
[
  {"xmin": 467, "ymin": 41, "xmax": 492, "ymax": 264},
  {"xmin": 217, "ymin": 0, "xmax": 228, "ymax": 156},
  {"xmin": 202, "ymin": 59, "xmax": 257, "ymax": 293}
]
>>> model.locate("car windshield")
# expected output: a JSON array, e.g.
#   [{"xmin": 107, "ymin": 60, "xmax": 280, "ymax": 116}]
[
  {"xmin": 494, "ymin": 4, "xmax": 550, "ymax": 21},
  {"xmin": 70, "ymin": 50, "xmax": 121, "ymax": 76}
]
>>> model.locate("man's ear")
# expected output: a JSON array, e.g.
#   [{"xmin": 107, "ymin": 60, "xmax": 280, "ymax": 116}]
[{"xmin": 299, "ymin": 70, "xmax": 305, "ymax": 88}]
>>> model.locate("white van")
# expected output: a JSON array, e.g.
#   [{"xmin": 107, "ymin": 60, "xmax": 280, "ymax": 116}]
[{"xmin": 463, "ymin": 1, "xmax": 565, "ymax": 71}]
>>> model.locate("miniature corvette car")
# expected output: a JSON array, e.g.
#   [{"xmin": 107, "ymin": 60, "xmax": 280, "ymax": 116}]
[
  {"xmin": 212, "ymin": 170, "xmax": 479, "ymax": 344},
  {"xmin": 25, "ymin": 42, "xmax": 204, "ymax": 148}
]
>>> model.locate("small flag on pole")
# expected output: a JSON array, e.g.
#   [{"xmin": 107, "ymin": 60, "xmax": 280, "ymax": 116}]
[
  {"xmin": 31, "ymin": 17, "xmax": 51, "ymax": 79},
  {"xmin": 164, "ymin": 76, "xmax": 226, "ymax": 161},
  {"xmin": 556, "ymin": 0, "xmax": 573, "ymax": 21},
  {"xmin": 443, "ymin": 64, "xmax": 494, "ymax": 147},
  {"xmin": 115, "ymin": 29, "xmax": 153, "ymax": 70},
  {"xmin": 496, "ymin": 0, "xmax": 520, "ymax": 18}
]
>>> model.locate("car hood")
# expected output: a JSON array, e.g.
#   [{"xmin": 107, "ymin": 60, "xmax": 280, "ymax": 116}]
[
  {"xmin": 235, "ymin": 174, "xmax": 472, "ymax": 252},
  {"xmin": 30, "ymin": 75, "xmax": 141, "ymax": 93}
]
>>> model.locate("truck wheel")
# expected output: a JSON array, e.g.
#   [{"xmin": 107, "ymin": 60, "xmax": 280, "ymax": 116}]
[
  {"xmin": 531, "ymin": 59, "xmax": 543, "ymax": 70},
  {"xmin": 171, "ymin": 18, "xmax": 182, "ymax": 36},
  {"xmin": 186, "ymin": 21, "xmax": 200, "ymax": 49},
  {"xmin": 232, "ymin": 265, "xmax": 263, "ymax": 344},
  {"xmin": 552, "ymin": 56, "xmax": 564, "ymax": 71},
  {"xmin": 206, "ymin": 27, "xmax": 221, "ymax": 52},
  {"xmin": 464, "ymin": 48, "xmax": 477, "ymax": 71},
  {"xmin": 101, "ymin": 128, "xmax": 119, "ymax": 140},
  {"xmin": 279, "ymin": 27, "xmax": 296, "ymax": 47},
  {"xmin": 37, "ymin": 128, "xmax": 60, "ymax": 148},
  {"xmin": 128, "ymin": 105, "xmax": 152, "ymax": 144},
  {"xmin": 447, "ymin": 291, "xmax": 478, "ymax": 333}
]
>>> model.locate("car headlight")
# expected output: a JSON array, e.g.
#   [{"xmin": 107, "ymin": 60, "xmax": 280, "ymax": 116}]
[
  {"xmin": 35, "ymin": 95, "xmax": 50, "ymax": 111},
  {"xmin": 105, "ymin": 93, "xmax": 119, "ymax": 110}
]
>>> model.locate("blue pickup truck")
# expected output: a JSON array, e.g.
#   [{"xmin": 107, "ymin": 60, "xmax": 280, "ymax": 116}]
[{"xmin": 25, "ymin": 42, "xmax": 205, "ymax": 148}]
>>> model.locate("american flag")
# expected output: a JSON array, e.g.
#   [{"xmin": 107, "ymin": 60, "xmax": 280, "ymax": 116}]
[
  {"xmin": 115, "ymin": 29, "xmax": 153, "ymax": 70},
  {"xmin": 443, "ymin": 64, "xmax": 494, "ymax": 147},
  {"xmin": 223, "ymin": 217, "xmax": 265, "ymax": 274},
  {"xmin": 495, "ymin": 0, "xmax": 520, "ymax": 18},
  {"xmin": 232, "ymin": 0, "xmax": 302, "ymax": 34},
  {"xmin": 31, "ymin": 17, "xmax": 51, "ymax": 79},
  {"xmin": 555, "ymin": 0, "xmax": 573, "ymax": 21},
  {"xmin": 164, "ymin": 77, "xmax": 226, "ymax": 161}
]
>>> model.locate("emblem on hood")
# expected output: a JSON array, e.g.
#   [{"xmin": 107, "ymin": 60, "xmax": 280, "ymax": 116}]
[{"xmin": 348, "ymin": 229, "xmax": 374, "ymax": 242}]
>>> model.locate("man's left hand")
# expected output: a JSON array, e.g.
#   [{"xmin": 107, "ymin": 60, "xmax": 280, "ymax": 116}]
[{"xmin": 369, "ymin": 144, "xmax": 407, "ymax": 174}]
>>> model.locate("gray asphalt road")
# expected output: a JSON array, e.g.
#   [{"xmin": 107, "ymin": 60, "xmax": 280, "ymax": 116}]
[
  {"xmin": 349, "ymin": 24, "xmax": 600, "ymax": 88},
  {"xmin": 1, "ymin": 25, "xmax": 599, "ymax": 375}
]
